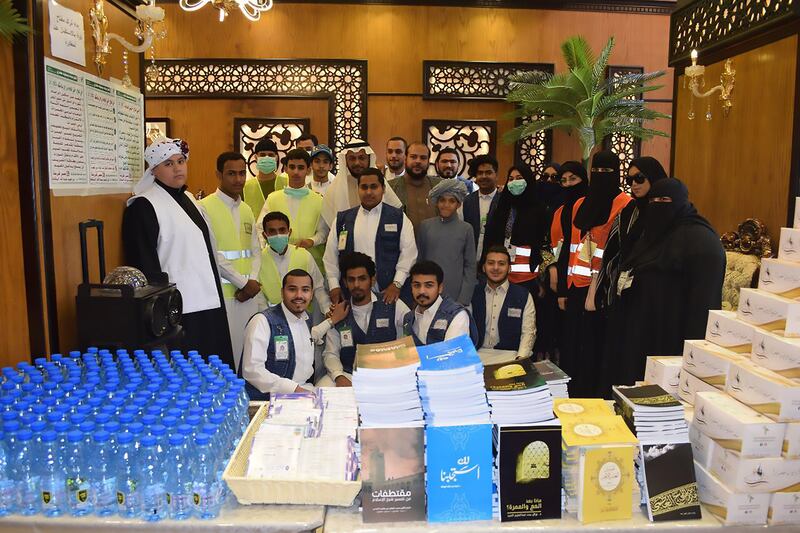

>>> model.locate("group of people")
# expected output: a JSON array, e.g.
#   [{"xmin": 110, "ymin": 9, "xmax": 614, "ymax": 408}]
[{"xmin": 122, "ymin": 133, "xmax": 726, "ymax": 400}]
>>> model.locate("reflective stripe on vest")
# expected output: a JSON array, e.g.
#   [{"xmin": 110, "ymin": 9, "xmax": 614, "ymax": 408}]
[
  {"xmin": 509, "ymin": 245, "xmax": 536, "ymax": 283},
  {"xmin": 199, "ymin": 193, "xmax": 255, "ymax": 298}
]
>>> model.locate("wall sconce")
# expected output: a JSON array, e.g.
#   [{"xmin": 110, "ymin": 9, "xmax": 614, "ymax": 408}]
[
  {"xmin": 89, "ymin": 0, "xmax": 167, "ymax": 87},
  {"xmin": 684, "ymin": 49, "xmax": 736, "ymax": 121},
  {"xmin": 179, "ymin": 0, "xmax": 273, "ymax": 22}
]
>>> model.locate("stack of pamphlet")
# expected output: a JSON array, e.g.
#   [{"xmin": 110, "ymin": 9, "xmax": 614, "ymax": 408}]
[
  {"xmin": 533, "ymin": 359, "xmax": 571, "ymax": 398},
  {"xmin": 417, "ymin": 336, "xmax": 490, "ymax": 426},
  {"xmin": 484, "ymin": 358, "xmax": 555, "ymax": 425},
  {"xmin": 352, "ymin": 337, "xmax": 423, "ymax": 427},
  {"xmin": 555, "ymin": 400, "xmax": 640, "ymax": 524},
  {"xmin": 318, "ymin": 387, "xmax": 359, "ymax": 439},
  {"xmin": 247, "ymin": 392, "xmax": 358, "ymax": 481},
  {"xmin": 612, "ymin": 385, "xmax": 701, "ymax": 522}
]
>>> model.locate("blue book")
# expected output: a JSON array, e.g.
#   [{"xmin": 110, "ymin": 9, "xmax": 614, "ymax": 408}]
[
  {"xmin": 417, "ymin": 335, "xmax": 482, "ymax": 372},
  {"xmin": 425, "ymin": 424, "xmax": 494, "ymax": 522}
]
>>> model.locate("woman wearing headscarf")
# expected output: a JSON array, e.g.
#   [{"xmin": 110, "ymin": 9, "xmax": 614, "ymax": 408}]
[
  {"xmin": 610, "ymin": 178, "xmax": 726, "ymax": 389},
  {"xmin": 483, "ymin": 166, "xmax": 552, "ymax": 357},
  {"xmin": 560, "ymin": 150, "xmax": 632, "ymax": 397},
  {"xmin": 538, "ymin": 162, "xmax": 565, "ymax": 219},
  {"xmin": 417, "ymin": 179, "xmax": 476, "ymax": 305},
  {"xmin": 596, "ymin": 156, "xmax": 669, "ymax": 309}
]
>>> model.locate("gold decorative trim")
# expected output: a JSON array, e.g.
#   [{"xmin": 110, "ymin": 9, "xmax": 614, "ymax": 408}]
[{"xmin": 650, "ymin": 482, "xmax": 700, "ymax": 517}]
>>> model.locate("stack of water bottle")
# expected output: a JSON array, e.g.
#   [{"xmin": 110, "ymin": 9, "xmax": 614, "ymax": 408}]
[{"xmin": 0, "ymin": 347, "xmax": 250, "ymax": 522}]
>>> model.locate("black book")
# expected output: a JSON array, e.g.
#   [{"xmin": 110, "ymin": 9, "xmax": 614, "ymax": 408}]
[
  {"xmin": 612, "ymin": 385, "xmax": 683, "ymax": 423},
  {"xmin": 640, "ymin": 442, "xmax": 702, "ymax": 522},
  {"xmin": 497, "ymin": 425, "xmax": 562, "ymax": 521}
]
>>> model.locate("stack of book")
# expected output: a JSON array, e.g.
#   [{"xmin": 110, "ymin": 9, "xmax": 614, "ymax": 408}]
[
  {"xmin": 352, "ymin": 337, "xmax": 423, "ymax": 427},
  {"xmin": 612, "ymin": 384, "xmax": 701, "ymax": 522},
  {"xmin": 416, "ymin": 336, "xmax": 491, "ymax": 426},
  {"xmin": 533, "ymin": 359, "xmax": 571, "ymax": 398},
  {"xmin": 554, "ymin": 399, "xmax": 640, "ymax": 524},
  {"xmin": 484, "ymin": 358, "xmax": 555, "ymax": 425}
]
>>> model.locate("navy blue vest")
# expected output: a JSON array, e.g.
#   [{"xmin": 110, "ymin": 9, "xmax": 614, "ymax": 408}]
[
  {"xmin": 471, "ymin": 280, "xmax": 529, "ymax": 352},
  {"xmin": 335, "ymin": 203, "xmax": 403, "ymax": 291},
  {"xmin": 336, "ymin": 299, "xmax": 397, "ymax": 373},
  {"xmin": 403, "ymin": 296, "xmax": 479, "ymax": 346}
]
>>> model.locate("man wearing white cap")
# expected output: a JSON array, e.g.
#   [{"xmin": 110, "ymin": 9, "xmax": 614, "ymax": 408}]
[{"xmin": 122, "ymin": 137, "xmax": 234, "ymax": 367}]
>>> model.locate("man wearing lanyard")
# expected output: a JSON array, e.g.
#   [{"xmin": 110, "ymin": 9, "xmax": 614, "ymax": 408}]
[
  {"xmin": 240, "ymin": 269, "xmax": 347, "ymax": 399},
  {"xmin": 461, "ymin": 154, "xmax": 499, "ymax": 260}
]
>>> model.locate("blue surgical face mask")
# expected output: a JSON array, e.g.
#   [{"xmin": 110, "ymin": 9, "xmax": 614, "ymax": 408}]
[
  {"xmin": 256, "ymin": 156, "xmax": 277, "ymax": 174},
  {"xmin": 507, "ymin": 179, "xmax": 528, "ymax": 196},
  {"xmin": 267, "ymin": 234, "xmax": 289, "ymax": 254}
]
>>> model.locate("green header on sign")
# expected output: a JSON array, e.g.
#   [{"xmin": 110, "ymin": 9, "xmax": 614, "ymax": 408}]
[{"xmin": 46, "ymin": 65, "xmax": 78, "ymax": 82}]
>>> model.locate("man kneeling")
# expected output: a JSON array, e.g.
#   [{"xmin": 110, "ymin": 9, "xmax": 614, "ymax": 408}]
[{"xmin": 240, "ymin": 269, "xmax": 346, "ymax": 399}]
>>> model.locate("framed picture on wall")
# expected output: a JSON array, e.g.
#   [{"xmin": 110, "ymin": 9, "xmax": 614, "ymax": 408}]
[
  {"xmin": 423, "ymin": 119, "xmax": 496, "ymax": 178},
  {"xmin": 145, "ymin": 118, "xmax": 171, "ymax": 144},
  {"xmin": 234, "ymin": 118, "xmax": 310, "ymax": 178}
]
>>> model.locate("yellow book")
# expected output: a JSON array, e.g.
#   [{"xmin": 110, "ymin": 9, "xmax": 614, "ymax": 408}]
[
  {"xmin": 579, "ymin": 445, "xmax": 635, "ymax": 524},
  {"xmin": 553, "ymin": 398, "xmax": 615, "ymax": 420},
  {"xmin": 561, "ymin": 415, "xmax": 638, "ymax": 448}
]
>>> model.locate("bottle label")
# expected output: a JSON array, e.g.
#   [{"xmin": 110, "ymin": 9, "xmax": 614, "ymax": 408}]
[
  {"xmin": 116, "ymin": 492, "xmax": 124, "ymax": 505},
  {"xmin": 42, "ymin": 491, "xmax": 52, "ymax": 505},
  {"xmin": 77, "ymin": 489, "xmax": 89, "ymax": 504}
]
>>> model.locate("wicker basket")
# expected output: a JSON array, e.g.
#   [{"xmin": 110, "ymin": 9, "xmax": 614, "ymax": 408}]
[{"xmin": 222, "ymin": 403, "xmax": 362, "ymax": 506}]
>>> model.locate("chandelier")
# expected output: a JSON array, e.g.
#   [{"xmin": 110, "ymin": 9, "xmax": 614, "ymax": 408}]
[{"xmin": 179, "ymin": 0, "xmax": 273, "ymax": 22}]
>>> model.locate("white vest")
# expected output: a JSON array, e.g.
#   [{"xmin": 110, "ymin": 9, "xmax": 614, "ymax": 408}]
[{"xmin": 135, "ymin": 184, "xmax": 221, "ymax": 314}]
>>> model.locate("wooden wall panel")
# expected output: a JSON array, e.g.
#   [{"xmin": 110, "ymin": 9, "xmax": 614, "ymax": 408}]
[
  {"xmin": 42, "ymin": 0, "xmax": 141, "ymax": 351},
  {"xmin": 0, "ymin": 42, "xmax": 31, "ymax": 364},
  {"xmin": 145, "ymin": 98, "xmax": 330, "ymax": 195},
  {"xmin": 673, "ymin": 36, "xmax": 797, "ymax": 238},
  {"xmin": 149, "ymin": 4, "xmax": 673, "ymax": 170}
]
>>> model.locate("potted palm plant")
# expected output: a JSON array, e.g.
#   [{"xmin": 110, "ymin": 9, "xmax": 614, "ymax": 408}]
[
  {"xmin": 506, "ymin": 35, "xmax": 670, "ymax": 167},
  {"xmin": 0, "ymin": 0, "xmax": 29, "ymax": 42}
]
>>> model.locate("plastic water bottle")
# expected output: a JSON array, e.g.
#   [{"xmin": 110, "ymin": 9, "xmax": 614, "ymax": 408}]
[
  {"xmin": 90, "ymin": 430, "xmax": 118, "ymax": 516},
  {"xmin": 64, "ymin": 429, "xmax": 93, "ymax": 516},
  {"xmin": 37, "ymin": 429, "xmax": 66, "ymax": 516},
  {"xmin": 116, "ymin": 431, "xmax": 141, "ymax": 518},
  {"xmin": 166, "ymin": 433, "xmax": 193, "ymax": 520},
  {"xmin": 11, "ymin": 428, "xmax": 41, "ymax": 515},
  {"xmin": 0, "ymin": 430, "xmax": 13, "ymax": 516},
  {"xmin": 192, "ymin": 432, "xmax": 223, "ymax": 519},
  {"xmin": 138, "ymin": 435, "xmax": 167, "ymax": 521}
]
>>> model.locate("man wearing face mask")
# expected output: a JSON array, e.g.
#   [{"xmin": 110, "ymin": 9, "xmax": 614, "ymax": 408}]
[
  {"xmin": 243, "ymin": 138, "xmax": 282, "ymax": 220},
  {"xmin": 257, "ymin": 211, "xmax": 331, "ymax": 313},
  {"xmin": 319, "ymin": 139, "xmax": 403, "ymax": 246},
  {"xmin": 612, "ymin": 178, "xmax": 725, "ymax": 390},
  {"xmin": 198, "ymin": 152, "xmax": 264, "ymax": 368},
  {"xmin": 122, "ymin": 138, "xmax": 234, "ymax": 367},
  {"xmin": 388, "ymin": 142, "xmax": 442, "ymax": 232},
  {"xmin": 257, "ymin": 149, "xmax": 326, "ymax": 273}
]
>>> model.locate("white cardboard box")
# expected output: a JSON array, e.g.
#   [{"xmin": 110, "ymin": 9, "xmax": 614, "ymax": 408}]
[
  {"xmin": 690, "ymin": 422, "xmax": 715, "ymax": 468},
  {"xmin": 770, "ymin": 492, "xmax": 800, "ymax": 524},
  {"xmin": 644, "ymin": 356, "xmax": 682, "ymax": 398},
  {"xmin": 779, "ymin": 227, "xmax": 800, "ymax": 263},
  {"xmin": 693, "ymin": 391, "xmax": 786, "ymax": 457},
  {"xmin": 785, "ymin": 423, "xmax": 800, "ymax": 458},
  {"xmin": 705, "ymin": 310, "xmax": 754, "ymax": 354},
  {"xmin": 750, "ymin": 327, "xmax": 800, "ymax": 378},
  {"xmin": 758, "ymin": 257, "xmax": 800, "ymax": 299},
  {"xmin": 736, "ymin": 288, "xmax": 800, "ymax": 337},
  {"xmin": 682, "ymin": 339, "xmax": 744, "ymax": 388},
  {"xmin": 694, "ymin": 460, "xmax": 769, "ymax": 525},
  {"xmin": 709, "ymin": 441, "xmax": 800, "ymax": 493},
  {"xmin": 678, "ymin": 369, "xmax": 720, "ymax": 405},
  {"xmin": 726, "ymin": 358, "xmax": 800, "ymax": 422}
]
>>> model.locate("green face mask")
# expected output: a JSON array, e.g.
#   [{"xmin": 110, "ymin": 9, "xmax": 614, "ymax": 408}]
[
  {"xmin": 284, "ymin": 186, "xmax": 310, "ymax": 198},
  {"xmin": 256, "ymin": 156, "xmax": 277, "ymax": 174},
  {"xmin": 267, "ymin": 234, "xmax": 289, "ymax": 254},
  {"xmin": 507, "ymin": 179, "xmax": 528, "ymax": 196}
]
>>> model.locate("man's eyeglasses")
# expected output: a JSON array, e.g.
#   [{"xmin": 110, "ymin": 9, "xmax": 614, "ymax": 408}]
[{"xmin": 625, "ymin": 173, "xmax": 648, "ymax": 185}]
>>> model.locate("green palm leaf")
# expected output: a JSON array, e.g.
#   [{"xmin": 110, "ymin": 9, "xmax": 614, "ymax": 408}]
[
  {"xmin": 0, "ymin": 0, "xmax": 30, "ymax": 42},
  {"xmin": 506, "ymin": 34, "xmax": 669, "ymax": 167}
]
